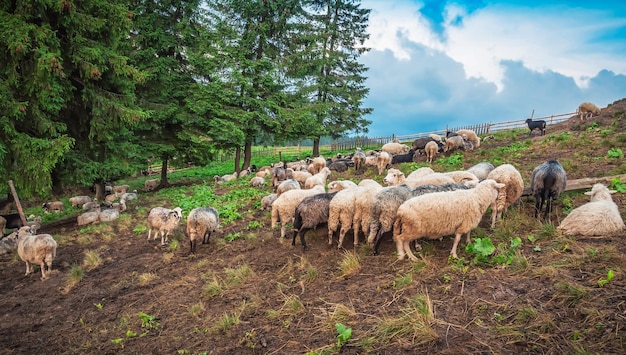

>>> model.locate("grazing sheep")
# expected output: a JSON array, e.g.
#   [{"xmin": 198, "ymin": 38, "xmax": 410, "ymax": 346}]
[
  {"xmin": 406, "ymin": 167, "xmax": 435, "ymax": 180},
  {"xmin": 443, "ymin": 135, "xmax": 472, "ymax": 152},
  {"xmin": 486, "ymin": 164, "xmax": 524, "ymax": 229},
  {"xmin": 364, "ymin": 154, "xmax": 378, "ymax": 169},
  {"xmin": 352, "ymin": 182, "xmax": 384, "ymax": 247},
  {"xmin": 428, "ymin": 133, "xmax": 442, "ymax": 142},
  {"xmin": 393, "ymin": 179, "xmax": 505, "ymax": 261},
  {"xmin": 557, "ymin": 184, "xmax": 625, "ymax": 236},
  {"xmin": 443, "ymin": 171, "xmax": 480, "ymax": 187},
  {"xmin": 276, "ymin": 179, "xmax": 301, "ymax": 197},
  {"xmin": 328, "ymin": 160, "xmax": 351, "ymax": 173},
  {"xmin": 147, "ymin": 207, "xmax": 183, "ymax": 245},
  {"xmin": 327, "ymin": 187, "xmax": 361, "ymax": 248},
  {"xmin": 424, "ymin": 141, "xmax": 438, "ymax": 163},
  {"xmin": 383, "ymin": 168, "xmax": 455, "ymax": 187},
  {"xmin": 69, "ymin": 195, "xmax": 92, "ymax": 208},
  {"xmin": 327, "ymin": 180, "xmax": 358, "ymax": 193},
  {"xmin": 307, "ymin": 156, "xmax": 326, "ymax": 175},
  {"xmin": 391, "ymin": 149, "xmax": 417, "ymax": 164},
  {"xmin": 0, "ymin": 230, "xmax": 18, "ymax": 255},
  {"xmin": 112, "ymin": 184, "xmax": 130, "ymax": 194},
  {"xmin": 466, "ymin": 162, "xmax": 495, "ymax": 181},
  {"xmin": 292, "ymin": 192, "xmax": 338, "ymax": 249},
  {"xmin": 77, "ymin": 207, "xmax": 101, "ymax": 226},
  {"xmin": 99, "ymin": 207, "xmax": 120, "ymax": 222},
  {"xmin": 456, "ymin": 129, "xmax": 480, "ymax": 149},
  {"xmin": 285, "ymin": 168, "xmax": 312, "ymax": 188},
  {"xmin": 271, "ymin": 166, "xmax": 287, "ymax": 188},
  {"xmin": 271, "ymin": 185, "xmax": 325, "ymax": 239},
  {"xmin": 261, "ymin": 193, "xmax": 278, "ymax": 211},
  {"xmin": 304, "ymin": 167, "xmax": 331, "ymax": 189},
  {"xmin": 187, "ymin": 207, "xmax": 220, "ymax": 253},
  {"xmin": 411, "ymin": 137, "xmax": 437, "ymax": 152},
  {"xmin": 376, "ymin": 151, "xmax": 392, "ymax": 175},
  {"xmin": 249, "ymin": 176, "xmax": 266, "ymax": 188},
  {"xmin": 352, "ymin": 148, "xmax": 366, "ymax": 175},
  {"xmin": 145, "ymin": 178, "xmax": 160, "ymax": 191},
  {"xmin": 530, "ymin": 160, "xmax": 567, "ymax": 221},
  {"xmin": 369, "ymin": 183, "xmax": 470, "ymax": 255},
  {"xmin": 525, "ymin": 119, "xmax": 546, "ymax": 136},
  {"xmin": 381, "ymin": 142, "xmax": 410, "ymax": 155},
  {"xmin": 42, "ymin": 201, "xmax": 64, "ymax": 214},
  {"xmin": 577, "ymin": 102, "xmax": 601, "ymax": 120},
  {"xmin": 16, "ymin": 226, "xmax": 58, "ymax": 280}
]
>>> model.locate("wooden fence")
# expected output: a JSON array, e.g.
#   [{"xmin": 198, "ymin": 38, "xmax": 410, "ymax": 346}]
[{"xmin": 227, "ymin": 111, "xmax": 578, "ymax": 161}]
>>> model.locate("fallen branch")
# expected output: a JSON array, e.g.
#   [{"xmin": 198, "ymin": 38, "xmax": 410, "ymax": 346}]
[{"xmin": 521, "ymin": 173, "xmax": 626, "ymax": 196}]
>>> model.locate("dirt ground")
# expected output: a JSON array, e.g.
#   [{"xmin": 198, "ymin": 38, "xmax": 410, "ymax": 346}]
[{"xmin": 1, "ymin": 99, "xmax": 626, "ymax": 354}]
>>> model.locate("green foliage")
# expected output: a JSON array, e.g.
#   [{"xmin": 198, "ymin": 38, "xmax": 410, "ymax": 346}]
[
  {"xmin": 442, "ymin": 153, "xmax": 463, "ymax": 168},
  {"xmin": 597, "ymin": 270, "xmax": 615, "ymax": 287},
  {"xmin": 607, "ymin": 148, "xmax": 623, "ymax": 159},
  {"xmin": 138, "ymin": 312, "xmax": 160, "ymax": 330},
  {"xmin": 335, "ymin": 323, "xmax": 353, "ymax": 348},
  {"xmin": 465, "ymin": 237, "xmax": 495, "ymax": 264},
  {"xmin": 611, "ymin": 178, "xmax": 626, "ymax": 192},
  {"xmin": 224, "ymin": 233, "xmax": 242, "ymax": 242},
  {"xmin": 466, "ymin": 237, "xmax": 523, "ymax": 267}
]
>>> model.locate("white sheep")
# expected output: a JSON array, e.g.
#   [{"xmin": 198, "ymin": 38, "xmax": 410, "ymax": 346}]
[
  {"xmin": 82, "ymin": 200, "xmax": 100, "ymax": 212},
  {"xmin": 486, "ymin": 164, "xmax": 524, "ymax": 229},
  {"xmin": 69, "ymin": 195, "xmax": 92, "ymax": 208},
  {"xmin": 16, "ymin": 226, "xmax": 58, "ymax": 280},
  {"xmin": 428, "ymin": 133, "xmax": 442, "ymax": 142},
  {"xmin": 99, "ymin": 207, "xmax": 120, "ymax": 222},
  {"xmin": 120, "ymin": 191, "xmax": 138, "ymax": 201},
  {"xmin": 327, "ymin": 187, "xmax": 360, "ymax": 248},
  {"xmin": 261, "ymin": 193, "xmax": 278, "ymax": 211},
  {"xmin": 393, "ymin": 179, "xmax": 505, "ymax": 261},
  {"xmin": 424, "ymin": 141, "xmax": 438, "ymax": 163},
  {"xmin": 255, "ymin": 168, "xmax": 271, "ymax": 178},
  {"xmin": 285, "ymin": 168, "xmax": 312, "ymax": 188},
  {"xmin": 147, "ymin": 207, "xmax": 183, "ymax": 245},
  {"xmin": 365, "ymin": 154, "xmax": 378, "ymax": 169},
  {"xmin": 271, "ymin": 185, "xmax": 325, "ymax": 239},
  {"xmin": 406, "ymin": 167, "xmax": 435, "ymax": 180},
  {"xmin": 249, "ymin": 176, "xmax": 266, "ymax": 188},
  {"xmin": 456, "ymin": 129, "xmax": 480, "ymax": 149},
  {"xmin": 376, "ymin": 151, "xmax": 392, "ymax": 175},
  {"xmin": 381, "ymin": 142, "xmax": 410, "ymax": 155},
  {"xmin": 304, "ymin": 167, "xmax": 331, "ymax": 189},
  {"xmin": 276, "ymin": 179, "xmax": 301, "ymax": 197},
  {"xmin": 327, "ymin": 180, "xmax": 358, "ymax": 193},
  {"xmin": 577, "ymin": 102, "xmax": 601, "ymax": 120},
  {"xmin": 443, "ymin": 135, "xmax": 472, "ymax": 152},
  {"xmin": 352, "ymin": 182, "xmax": 384, "ymax": 247},
  {"xmin": 307, "ymin": 156, "xmax": 326, "ymax": 175},
  {"xmin": 443, "ymin": 170, "xmax": 480, "ymax": 187},
  {"xmin": 383, "ymin": 168, "xmax": 455, "ymax": 187},
  {"xmin": 145, "ymin": 179, "xmax": 160, "ymax": 191},
  {"xmin": 557, "ymin": 184, "xmax": 625, "ymax": 236},
  {"xmin": 112, "ymin": 184, "xmax": 130, "ymax": 194},
  {"xmin": 466, "ymin": 162, "xmax": 495, "ymax": 181},
  {"xmin": 0, "ymin": 230, "xmax": 18, "ymax": 255},
  {"xmin": 187, "ymin": 207, "xmax": 220, "ymax": 253},
  {"xmin": 42, "ymin": 201, "xmax": 64, "ymax": 214},
  {"xmin": 77, "ymin": 207, "xmax": 101, "ymax": 226}
]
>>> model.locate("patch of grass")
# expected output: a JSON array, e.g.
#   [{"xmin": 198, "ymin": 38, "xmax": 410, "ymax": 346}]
[
  {"xmin": 371, "ymin": 293, "xmax": 438, "ymax": 346},
  {"xmin": 166, "ymin": 239, "xmax": 179, "ymax": 252},
  {"xmin": 83, "ymin": 250, "xmax": 102, "ymax": 271},
  {"xmin": 268, "ymin": 294, "xmax": 305, "ymax": 318},
  {"xmin": 338, "ymin": 251, "xmax": 361, "ymax": 278},
  {"xmin": 202, "ymin": 276, "xmax": 223, "ymax": 298},
  {"xmin": 392, "ymin": 273, "xmax": 413, "ymax": 289},
  {"xmin": 133, "ymin": 225, "xmax": 148, "ymax": 236},
  {"xmin": 189, "ymin": 302, "xmax": 205, "ymax": 317},
  {"xmin": 554, "ymin": 281, "xmax": 589, "ymax": 306},
  {"xmin": 61, "ymin": 264, "xmax": 84, "ymax": 294},
  {"xmin": 137, "ymin": 272, "xmax": 158, "ymax": 286},
  {"xmin": 225, "ymin": 264, "xmax": 254, "ymax": 287}
]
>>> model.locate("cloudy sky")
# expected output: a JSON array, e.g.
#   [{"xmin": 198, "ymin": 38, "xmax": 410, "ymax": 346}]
[{"xmin": 358, "ymin": 0, "xmax": 626, "ymax": 137}]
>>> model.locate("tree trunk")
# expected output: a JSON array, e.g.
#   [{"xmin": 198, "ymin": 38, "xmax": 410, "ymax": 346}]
[
  {"xmin": 234, "ymin": 146, "xmax": 242, "ymax": 174},
  {"xmin": 242, "ymin": 141, "xmax": 252, "ymax": 171},
  {"xmin": 160, "ymin": 159, "xmax": 169, "ymax": 187},
  {"xmin": 94, "ymin": 181, "xmax": 106, "ymax": 201},
  {"xmin": 312, "ymin": 138, "xmax": 320, "ymax": 157}
]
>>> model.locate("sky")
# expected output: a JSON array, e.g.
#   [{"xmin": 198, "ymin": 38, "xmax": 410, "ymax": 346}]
[{"xmin": 358, "ymin": 0, "xmax": 626, "ymax": 137}]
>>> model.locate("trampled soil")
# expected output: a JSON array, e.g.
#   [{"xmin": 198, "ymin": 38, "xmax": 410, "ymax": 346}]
[{"xmin": 1, "ymin": 99, "xmax": 626, "ymax": 354}]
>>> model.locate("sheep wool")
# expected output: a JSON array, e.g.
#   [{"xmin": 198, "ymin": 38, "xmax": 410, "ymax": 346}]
[
  {"xmin": 292, "ymin": 192, "xmax": 338, "ymax": 249},
  {"xmin": 486, "ymin": 164, "xmax": 524, "ymax": 228},
  {"xmin": 147, "ymin": 207, "xmax": 183, "ymax": 245},
  {"xmin": 187, "ymin": 207, "xmax": 219, "ymax": 253},
  {"xmin": 530, "ymin": 160, "xmax": 567, "ymax": 221},
  {"xmin": 557, "ymin": 184, "xmax": 625, "ymax": 236},
  {"xmin": 271, "ymin": 185, "xmax": 325, "ymax": 239},
  {"xmin": 16, "ymin": 226, "xmax": 57, "ymax": 280}
]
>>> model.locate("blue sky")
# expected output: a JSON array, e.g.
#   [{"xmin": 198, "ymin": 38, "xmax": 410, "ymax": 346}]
[{"xmin": 358, "ymin": 0, "xmax": 626, "ymax": 136}]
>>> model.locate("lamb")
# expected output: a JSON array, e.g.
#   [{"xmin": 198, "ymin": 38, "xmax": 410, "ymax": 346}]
[
  {"xmin": 456, "ymin": 129, "xmax": 480, "ymax": 149},
  {"xmin": 424, "ymin": 141, "xmax": 438, "ymax": 163},
  {"xmin": 261, "ymin": 193, "xmax": 278, "ymax": 211},
  {"xmin": 69, "ymin": 195, "xmax": 92, "ymax": 208},
  {"xmin": 291, "ymin": 192, "xmax": 338, "ymax": 249},
  {"xmin": 145, "ymin": 178, "xmax": 160, "ymax": 191},
  {"xmin": 577, "ymin": 102, "xmax": 601, "ymax": 120},
  {"xmin": 304, "ymin": 167, "xmax": 331, "ymax": 189},
  {"xmin": 466, "ymin": 162, "xmax": 495, "ymax": 181},
  {"xmin": 276, "ymin": 179, "xmax": 301, "ymax": 197},
  {"xmin": 186, "ymin": 207, "xmax": 220, "ymax": 253},
  {"xmin": 530, "ymin": 160, "xmax": 567, "ymax": 221},
  {"xmin": 391, "ymin": 149, "xmax": 417, "ymax": 164},
  {"xmin": 368, "ymin": 183, "xmax": 470, "ymax": 255},
  {"xmin": 352, "ymin": 148, "xmax": 366, "ymax": 175},
  {"xmin": 77, "ymin": 207, "xmax": 101, "ymax": 226},
  {"xmin": 327, "ymin": 180, "xmax": 358, "ymax": 193},
  {"xmin": 443, "ymin": 135, "xmax": 472, "ymax": 152},
  {"xmin": 112, "ymin": 184, "xmax": 130, "ymax": 194},
  {"xmin": 285, "ymin": 168, "xmax": 312, "ymax": 188},
  {"xmin": 271, "ymin": 185, "xmax": 325, "ymax": 239},
  {"xmin": 381, "ymin": 142, "xmax": 410, "ymax": 155},
  {"xmin": 486, "ymin": 164, "xmax": 524, "ymax": 229},
  {"xmin": 525, "ymin": 119, "xmax": 546, "ymax": 136},
  {"xmin": 16, "ymin": 226, "xmax": 58, "ymax": 280},
  {"xmin": 376, "ymin": 151, "xmax": 392, "ymax": 175},
  {"xmin": 307, "ymin": 156, "xmax": 326, "ymax": 175},
  {"xmin": 249, "ymin": 176, "xmax": 266, "ymax": 188},
  {"xmin": 393, "ymin": 179, "xmax": 505, "ymax": 261},
  {"xmin": 42, "ymin": 201, "xmax": 64, "ymax": 214},
  {"xmin": 557, "ymin": 184, "xmax": 625, "ymax": 236},
  {"xmin": 147, "ymin": 207, "xmax": 183, "ymax": 245}
]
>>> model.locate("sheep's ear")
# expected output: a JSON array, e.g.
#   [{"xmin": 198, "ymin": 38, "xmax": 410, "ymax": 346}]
[
  {"xmin": 584, "ymin": 191, "xmax": 593, "ymax": 196},
  {"xmin": 608, "ymin": 189, "xmax": 617, "ymax": 194}
]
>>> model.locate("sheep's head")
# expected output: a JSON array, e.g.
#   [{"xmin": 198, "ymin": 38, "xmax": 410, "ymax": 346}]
[
  {"xmin": 173, "ymin": 207, "xmax": 183, "ymax": 220},
  {"xmin": 383, "ymin": 169, "xmax": 404, "ymax": 186}
]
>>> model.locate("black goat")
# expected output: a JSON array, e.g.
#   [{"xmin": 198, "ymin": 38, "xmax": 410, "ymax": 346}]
[{"xmin": 525, "ymin": 119, "xmax": 546, "ymax": 136}]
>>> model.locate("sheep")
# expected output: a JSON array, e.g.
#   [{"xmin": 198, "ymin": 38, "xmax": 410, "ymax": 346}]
[
  {"xmin": 99, "ymin": 207, "xmax": 120, "ymax": 222},
  {"xmin": 0, "ymin": 230, "xmax": 18, "ymax": 255},
  {"xmin": 486, "ymin": 164, "xmax": 524, "ymax": 229},
  {"xmin": 112, "ymin": 184, "xmax": 130, "ymax": 194},
  {"xmin": 105, "ymin": 193, "xmax": 118, "ymax": 203},
  {"xmin": 256, "ymin": 168, "xmax": 271, "ymax": 178},
  {"xmin": 428, "ymin": 133, "xmax": 442, "ymax": 142},
  {"xmin": 1, "ymin": 213, "xmax": 24, "ymax": 232},
  {"xmin": 285, "ymin": 168, "xmax": 312, "ymax": 188},
  {"xmin": 261, "ymin": 193, "xmax": 278, "ymax": 211},
  {"xmin": 383, "ymin": 168, "xmax": 455, "ymax": 187},
  {"xmin": 77, "ymin": 207, "xmax": 101, "ymax": 226},
  {"xmin": 381, "ymin": 142, "xmax": 410, "ymax": 155},
  {"xmin": 327, "ymin": 180, "xmax": 358, "ymax": 193},
  {"xmin": 147, "ymin": 207, "xmax": 183, "ymax": 245},
  {"xmin": 456, "ymin": 129, "xmax": 480, "ymax": 149},
  {"xmin": 577, "ymin": 102, "xmax": 601, "ymax": 120},
  {"xmin": 187, "ymin": 207, "xmax": 220, "ymax": 253},
  {"xmin": 307, "ymin": 156, "xmax": 326, "ymax": 175},
  {"xmin": 25, "ymin": 215, "xmax": 42, "ymax": 235},
  {"xmin": 368, "ymin": 183, "xmax": 470, "ymax": 255},
  {"xmin": 145, "ymin": 178, "xmax": 160, "ymax": 191},
  {"xmin": 424, "ymin": 141, "xmax": 438, "ymax": 163},
  {"xmin": 271, "ymin": 166, "xmax": 287, "ymax": 188},
  {"xmin": 391, "ymin": 149, "xmax": 417, "ymax": 164},
  {"xmin": 80, "ymin": 199, "xmax": 98, "ymax": 211},
  {"xmin": 443, "ymin": 135, "xmax": 472, "ymax": 152},
  {"xmin": 525, "ymin": 119, "xmax": 546, "ymax": 136},
  {"xmin": 15, "ymin": 226, "xmax": 58, "ymax": 280},
  {"xmin": 69, "ymin": 195, "xmax": 92, "ymax": 208},
  {"xmin": 376, "ymin": 151, "xmax": 392, "ymax": 175},
  {"xmin": 352, "ymin": 182, "xmax": 384, "ymax": 247},
  {"xmin": 249, "ymin": 176, "xmax": 266, "ymax": 188},
  {"xmin": 466, "ymin": 162, "xmax": 495, "ymax": 181},
  {"xmin": 443, "ymin": 170, "xmax": 480, "ymax": 187},
  {"xmin": 120, "ymin": 191, "xmax": 138, "ymax": 201},
  {"xmin": 327, "ymin": 159, "xmax": 351, "ymax": 173},
  {"xmin": 406, "ymin": 167, "xmax": 435, "ymax": 180},
  {"xmin": 276, "ymin": 179, "xmax": 301, "ymax": 197},
  {"xmin": 271, "ymin": 185, "xmax": 325, "ymax": 239},
  {"xmin": 364, "ymin": 154, "xmax": 378, "ymax": 169},
  {"xmin": 557, "ymin": 184, "xmax": 625, "ymax": 236},
  {"xmin": 327, "ymin": 187, "xmax": 361, "ymax": 248},
  {"xmin": 215, "ymin": 173, "xmax": 237, "ymax": 185},
  {"xmin": 393, "ymin": 179, "xmax": 505, "ymax": 261},
  {"xmin": 530, "ymin": 160, "xmax": 567, "ymax": 221},
  {"xmin": 304, "ymin": 167, "xmax": 331, "ymax": 189},
  {"xmin": 411, "ymin": 137, "xmax": 437, "ymax": 152},
  {"xmin": 0, "ymin": 216, "xmax": 5, "ymax": 238},
  {"xmin": 238, "ymin": 167, "xmax": 251, "ymax": 178},
  {"xmin": 352, "ymin": 148, "xmax": 366, "ymax": 175},
  {"xmin": 292, "ymin": 192, "xmax": 338, "ymax": 249},
  {"xmin": 42, "ymin": 201, "xmax": 64, "ymax": 214},
  {"xmin": 111, "ymin": 198, "xmax": 127, "ymax": 212}
]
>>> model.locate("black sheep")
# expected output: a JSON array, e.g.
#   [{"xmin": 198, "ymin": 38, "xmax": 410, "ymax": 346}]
[
  {"xmin": 1, "ymin": 213, "xmax": 24, "ymax": 230},
  {"xmin": 292, "ymin": 192, "xmax": 338, "ymax": 249},
  {"xmin": 525, "ymin": 119, "xmax": 546, "ymax": 136},
  {"xmin": 391, "ymin": 149, "xmax": 417, "ymax": 164},
  {"xmin": 530, "ymin": 160, "xmax": 567, "ymax": 221}
]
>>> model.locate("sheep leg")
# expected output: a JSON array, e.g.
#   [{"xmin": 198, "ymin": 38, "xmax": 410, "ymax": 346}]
[
  {"xmin": 490, "ymin": 201, "xmax": 498, "ymax": 229},
  {"xmin": 393, "ymin": 235, "xmax": 406, "ymax": 260},
  {"xmin": 404, "ymin": 240, "xmax": 419, "ymax": 261},
  {"xmin": 24, "ymin": 261, "xmax": 31, "ymax": 276},
  {"xmin": 328, "ymin": 228, "xmax": 335, "ymax": 246},
  {"xmin": 372, "ymin": 229, "xmax": 385, "ymax": 256},
  {"xmin": 337, "ymin": 227, "xmax": 347, "ymax": 249},
  {"xmin": 147, "ymin": 229, "xmax": 152, "ymax": 241},
  {"xmin": 40, "ymin": 262, "xmax": 47, "ymax": 280},
  {"xmin": 367, "ymin": 222, "xmax": 378, "ymax": 246},
  {"xmin": 450, "ymin": 232, "xmax": 463, "ymax": 259}
]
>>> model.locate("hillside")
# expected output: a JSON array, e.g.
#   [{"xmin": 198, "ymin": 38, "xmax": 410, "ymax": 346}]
[{"xmin": 0, "ymin": 98, "xmax": 625, "ymax": 354}]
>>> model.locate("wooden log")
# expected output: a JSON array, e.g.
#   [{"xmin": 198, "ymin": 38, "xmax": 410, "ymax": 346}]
[
  {"xmin": 8, "ymin": 180, "xmax": 27, "ymax": 226},
  {"xmin": 521, "ymin": 174, "xmax": 626, "ymax": 196}
]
